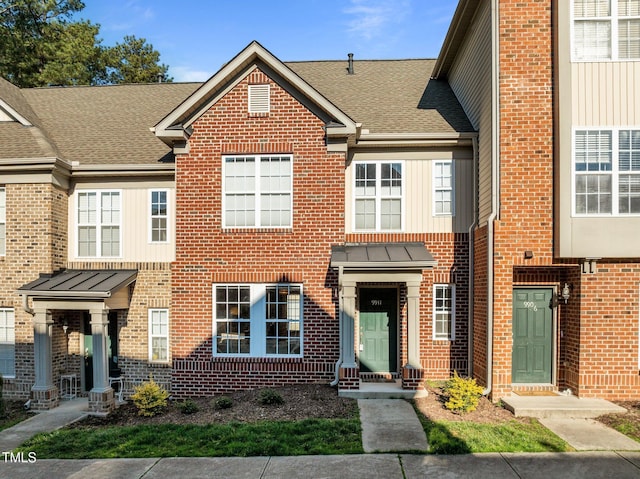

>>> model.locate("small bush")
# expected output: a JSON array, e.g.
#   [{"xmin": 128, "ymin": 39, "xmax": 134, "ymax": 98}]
[
  {"xmin": 131, "ymin": 376, "xmax": 169, "ymax": 417},
  {"xmin": 177, "ymin": 398, "xmax": 199, "ymax": 415},
  {"xmin": 443, "ymin": 371, "xmax": 484, "ymax": 414},
  {"xmin": 258, "ymin": 388, "xmax": 284, "ymax": 406},
  {"xmin": 212, "ymin": 396, "xmax": 233, "ymax": 410}
]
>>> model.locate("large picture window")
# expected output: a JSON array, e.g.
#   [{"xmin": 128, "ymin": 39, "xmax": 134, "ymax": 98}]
[
  {"xmin": 574, "ymin": 129, "xmax": 640, "ymax": 215},
  {"xmin": 0, "ymin": 308, "xmax": 15, "ymax": 377},
  {"xmin": 573, "ymin": 0, "xmax": 640, "ymax": 60},
  {"xmin": 354, "ymin": 161, "xmax": 403, "ymax": 231},
  {"xmin": 214, "ymin": 283, "xmax": 302, "ymax": 357},
  {"xmin": 223, "ymin": 155, "xmax": 292, "ymax": 228},
  {"xmin": 433, "ymin": 285, "xmax": 455, "ymax": 341},
  {"xmin": 77, "ymin": 190, "xmax": 121, "ymax": 257}
]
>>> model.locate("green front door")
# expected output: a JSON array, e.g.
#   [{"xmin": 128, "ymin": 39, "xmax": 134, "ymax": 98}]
[
  {"xmin": 359, "ymin": 288, "xmax": 397, "ymax": 373},
  {"xmin": 512, "ymin": 288, "xmax": 553, "ymax": 383}
]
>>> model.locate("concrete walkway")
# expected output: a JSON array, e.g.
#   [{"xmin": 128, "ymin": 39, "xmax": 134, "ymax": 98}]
[{"xmin": 357, "ymin": 399, "xmax": 428, "ymax": 452}]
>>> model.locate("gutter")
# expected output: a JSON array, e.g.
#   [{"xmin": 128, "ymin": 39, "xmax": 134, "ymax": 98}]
[
  {"xmin": 483, "ymin": 0, "xmax": 500, "ymax": 397},
  {"xmin": 330, "ymin": 265, "xmax": 344, "ymax": 386}
]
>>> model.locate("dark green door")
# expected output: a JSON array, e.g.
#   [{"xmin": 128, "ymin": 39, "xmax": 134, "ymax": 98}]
[
  {"xmin": 359, "ymin": 288, "xmax": 397, "ymax": 373},
  {"xmin": 512, "ymin": 289, "xmax": 553, "ymax": 383}
]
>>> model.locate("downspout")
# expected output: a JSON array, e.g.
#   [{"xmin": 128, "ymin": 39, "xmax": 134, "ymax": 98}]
[
  {"xmin": 330, "ymin": 265, "xmax": 344, "ymax": 386},
  {"xmin": 484, "ymin": 0, "xmax": 500, "ymax": 396},
  {"xmin": 467, "ymin": 135, "xmax": 478, "ymax": 378}
]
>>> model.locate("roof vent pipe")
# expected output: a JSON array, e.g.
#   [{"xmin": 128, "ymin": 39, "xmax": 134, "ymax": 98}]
[{"xmin": 347, "ymin": 53, "xmax": 354, "ymax": 74}]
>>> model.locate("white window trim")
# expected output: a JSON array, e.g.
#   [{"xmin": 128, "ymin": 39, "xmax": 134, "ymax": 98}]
[
  {"xmin": 0, "ymin": 308, "xmax": 15, "ymax": 378},
  {"xmin": 148, "ymin": 308, "xmax": 170, "ymax": 364},
  {"xmin": 75, "ymin": 189, "xmax": 123, "ymax": 258},
  {"xmin": 571, "ymin": 0, "xmax": 640, "ymax": 61},
  {"xmin": 212, "ymin": 283, "xmax": 304, "ymax": 358},
  {"xmin": 352, "ymin": 160, "xmax": 405, "ymax": 232},
  {"xmin": 248, "ymin": 84, "xmax": 270, "ymax": 113},
  {"xmin": 433, "ymin": 160, "xmax": 455, "ymax": 216},
  {"xmin": 0, "ymin": 186, "xmax": 5, "ymax": 256},
  {"xmin": 221, "ymin": 155, "xmax": 293, "ymax": 229},
  {"xmin": 148, "ymin": 189, "xmax": 170, "ymax": 244},
  {"xmin": 432, "ymin": 284, "xmax": 455, "ymax": 341},
  {"xmin": 571, "ymin": 126, "xmax": 640, "ymax": 217}
]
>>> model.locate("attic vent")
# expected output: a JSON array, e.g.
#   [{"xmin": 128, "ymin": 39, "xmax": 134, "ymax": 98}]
[{"xmin": 248, "ymin": 84, "xmax": 270, "ymax": 113}]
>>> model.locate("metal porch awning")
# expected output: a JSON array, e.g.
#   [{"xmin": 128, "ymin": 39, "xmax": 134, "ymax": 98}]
[
  {"xmin": 17, "ymin": 269, "xmax": 138, "ymax": 299},
  {"xmin": 330, "ymin": 242, "xmax": 437, "ymax": 270}
]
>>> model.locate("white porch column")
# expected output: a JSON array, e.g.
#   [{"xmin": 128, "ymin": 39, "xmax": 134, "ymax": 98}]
[
  {"xmin": 31, "ymin": 308, "xmax": 59, "ymax": 409},
  {"xmin": 89, "ymin": 307, "xmax": 114, "ymax": 414},
  {"xmin": 341, "ymin": 281, "xmax": 358, "ymax": 368},
  {"xmin": 406, "ymin": 281, "xmax": 422, "ymax": 368}
]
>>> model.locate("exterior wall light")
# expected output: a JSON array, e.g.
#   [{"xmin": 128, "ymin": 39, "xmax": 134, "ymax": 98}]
[{"xmin": 561, "ymin": 283, "xmax": 571, "ymax": 304}]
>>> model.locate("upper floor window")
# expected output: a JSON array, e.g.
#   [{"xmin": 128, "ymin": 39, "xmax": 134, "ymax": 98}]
[
  {"xmin": 150, "ymin": 190, "xmax": 168, "ymax": 243},
  {"xmin": 573, "ymin": 0, "xmax": 640, "ymax": 60},
  {"xmin": 0, "ymin": 308, "xmax": 15, "ymax": 377},
  {"xmin": 434, "ymin": 160, "xmax": 455, "ymax": 216},
  {"xmin": 433, "ymin": 284, "xmax": 455, "ymax": 341},
  {"xmin": 574, "ymin": 128, "xmax": 640, "ymax": 215},
  {"xmin": 77, "ymin": 190, "xmax": 121, "ymax": 257},
  {"xmin": 222, "ymin": 155, "xmax": 292, "ymax": 228},
  {"xmin": 0, "ymin": 186, "xmax": 5, "ymax": 256},
  {"xmin": 213, "ymin": 283, "xmax": 303, "ymax": 357},
  {"xmin": 354, "ymin": 161, "xmax": 403, "ymax": 231}
]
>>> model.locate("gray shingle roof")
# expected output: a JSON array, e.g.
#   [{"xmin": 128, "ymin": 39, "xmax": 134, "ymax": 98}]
[{"xmin": 0, "ymin": 57, "xmax": 472, "ymax": 166}]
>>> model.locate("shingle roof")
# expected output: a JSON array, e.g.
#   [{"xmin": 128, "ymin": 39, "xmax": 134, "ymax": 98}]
[{"xmin": 0, "ymin": 57, "xmax": 472, "ymax": 166}]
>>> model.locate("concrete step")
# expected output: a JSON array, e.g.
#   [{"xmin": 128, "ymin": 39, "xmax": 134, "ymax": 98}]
[
  {"xmin": 502, "ymin": 394, "xmax": 627, "ymax": 418},
  {"xmin": 339, "ymin": 380, "xmax": 427, "ymax": 399}
]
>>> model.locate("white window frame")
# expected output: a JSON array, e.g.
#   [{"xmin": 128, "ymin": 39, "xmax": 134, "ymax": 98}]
[
  {"xmin": 0, "ymin": 308, "xmax": 15, "ymax": 377},
  {"xmin": 433, "ymin": 160, "xmax": 455, "ymax": 216},
  {"xmin": 572, "ymin": 127, "xmax": 640, "ymax": 216},
  {"xmin": 433, "ymin": 284, "xmax": 455, "ymax": 341},
  {"xmin": 76, "ymin": 189, "xmax": 122, "ymax": 258},
  {"xmin": 222, "ymin": 155, "xmax": 293, "ymax": 229},
  {"xmin": 248, "ymin": 84, "xmax": 270, "ymax": 113},
  {"xmin": 149, "ymin": 189, "xmax": 169, "ymax": 244},
  {"xmin": 0, "ymin": 186, "xmax": 5, "ymax": 256},
  {"xmin": 148, "ymin": 308, "xmax": 169, "ymax": 363},
  {"xmin": 352, "ymin": 161, "xmax": 404, "ymax": 232},
  {"xmin": 212, "ymin": 283, "xmax": 303, "ymax": 358},
  {"xmin": 572, "ymin": 0, "xmax": 640, "ymax": 61}
]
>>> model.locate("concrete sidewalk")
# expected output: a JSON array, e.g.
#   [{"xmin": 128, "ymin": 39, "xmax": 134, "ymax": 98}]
[
  {"xmin": 2, "ymin": 453, "xmax": 640, "ymax": 479},
  {"xmin": 358, "ymin": 399, "xmax": 428, "ymax": 452}
]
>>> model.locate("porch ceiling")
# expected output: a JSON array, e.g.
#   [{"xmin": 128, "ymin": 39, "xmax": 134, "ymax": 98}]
[
  {"xmin": 17, "ymin": 269, "xmax": 137, "ymax": 299},
  {"xmin": 330, "ymin": 242, "xmax": 436, "ymax": 270}
]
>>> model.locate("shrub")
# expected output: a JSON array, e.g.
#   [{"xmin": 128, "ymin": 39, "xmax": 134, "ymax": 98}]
[
  {"xmin": 258, "ymin": 388, "xmax": 284, "ymax": 406},
  {"xmin": 443, "ymin": 371, "xmax": 484, "ymax": 414},
  {"xmin": 131, "ymin": 376, "xmax": 169, "ymax": 417},
  {"xmin": 212, "ymin": 396, "xmax": 233, "ymax": 410},
  {"xmin": 177, "ymin": 398, "xmax": 199, "ymax": 415}
]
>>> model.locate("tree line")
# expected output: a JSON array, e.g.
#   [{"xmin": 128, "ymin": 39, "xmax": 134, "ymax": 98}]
[{"xmin": 0, "ymin": 0, "xmax": 171, "ymax": 87}]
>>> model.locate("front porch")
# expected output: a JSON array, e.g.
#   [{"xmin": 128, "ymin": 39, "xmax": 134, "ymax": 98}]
[{"xmin": 502, "ymin": 393, "xmax": 627, "ymax": 419}]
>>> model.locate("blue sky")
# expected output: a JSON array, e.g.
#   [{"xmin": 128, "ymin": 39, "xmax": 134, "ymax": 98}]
[{"xmin": 76, "ymin": 0, "xmax": 458, "ymax": 82}]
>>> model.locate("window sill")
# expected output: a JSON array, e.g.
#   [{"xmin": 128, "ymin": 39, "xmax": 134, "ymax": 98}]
[{"xmin": 212, "ymin": 356, "xmax": 303, "ymax": 363}]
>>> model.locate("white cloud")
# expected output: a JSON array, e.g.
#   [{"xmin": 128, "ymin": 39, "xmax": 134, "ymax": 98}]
[{"xmin": 344, "ymin": 0, "xmax": 410, "ymax": 41}]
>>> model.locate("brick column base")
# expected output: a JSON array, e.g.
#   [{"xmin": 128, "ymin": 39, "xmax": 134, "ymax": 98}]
[
  {"xmin": 30, "ymin": 386, "xmax": 59, "ymax": 411},
  {"xmin": 338, "ymin": 366, "xmax": 360, "ymax": 390},
  {"xmin": 88, "ymin": 388, "xmax": 115, "ymax": 415},
  {"xmin": 402, "ymin": 366, "xmax": 425, "ymax": 391}
]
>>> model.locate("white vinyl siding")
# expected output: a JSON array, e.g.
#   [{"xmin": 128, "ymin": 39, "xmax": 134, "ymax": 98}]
[
  {"xmin": 433, "ymin": 285, "xmax": 455, "ymax": 341},
  {"xmin": 148, "ymin": 309, "xmax": 169, "ymax": 363},
  {"xmin": 353, "ymin": 161, "xmax": 403, "ymax": 231},
  {"xmin": 150, "ymin": 190, "xmax": 168, "ymax": 243},
  {"xmin": 574, "ymin": 128, "xmax": 640, "ymax": 215},
  {"xmin": 573, "ymin": 0, "xmax": 640, "ymax": 60},
  {"xmin": 0, "ymin": 187, "xmax": 5, "ymax": 256},
  {"xmin": 222, "ymin": 155, "xmax": 292, "ymax": 228},
  {"xmin": 0, "ymin": 308, "xmax": 15, "ymax": 377},
  {"xmin": 213, "ymin": 283, "xmax": 303, "ymax": 357},
  {"xmin": 77, "ymin": 190, "xmax": 121, "ymax": 257},
  {"xmin": 248, "ymin": 84, "xmax": 270, "ymax": 113}
]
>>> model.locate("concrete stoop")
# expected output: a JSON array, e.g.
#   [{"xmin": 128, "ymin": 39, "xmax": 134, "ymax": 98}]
[
  {"xmin": 339, "ymin": 380, "xmax": 428, "ymax": 399},
  {"xmin": 501, "ymin": 394, "xmax": 628, "ymax": 418}
]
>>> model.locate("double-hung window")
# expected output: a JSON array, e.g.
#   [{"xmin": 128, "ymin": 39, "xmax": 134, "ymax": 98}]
[
  {"xmin": 434, "ymin": 160, "xmax": 455, "ymax": 215},
  {"xmin": 573, "ymin": 0, "xmax": 640, "ymax": 60},
  {"xmin": 148, "ymin": 309, "xmax": 169, "ymax": 363},
  {"xmin": 354, "ymin": 162, "xmax": 403, "ymax": 231},
  {"xmin": 77, "ymin": 190, "xmax": 121, "ymax": 257},
  {"xmin": 433, "ymin": 285, "xmax": 455, "ymax": 341},
  {"xmin": 150, "ymin": 190, "xmax": 168, "ymax": 243},
  {"xmin": 0, "ymin": 186, "xmax": 5, "ymax": 256},
  {"xmin": 213, "ymin": 283, "xmax": 303, "ymax": 357},
  {"xmin": 574, "ymin": 128, "xmax": 640, "ymax": 215},
  {"xmin": 0, "ymin": 308, "xmax": 15, "ymax": 377},
  {"xmin": 223, "ymin": 155, "xmax": 292, "ymax": 228}
]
